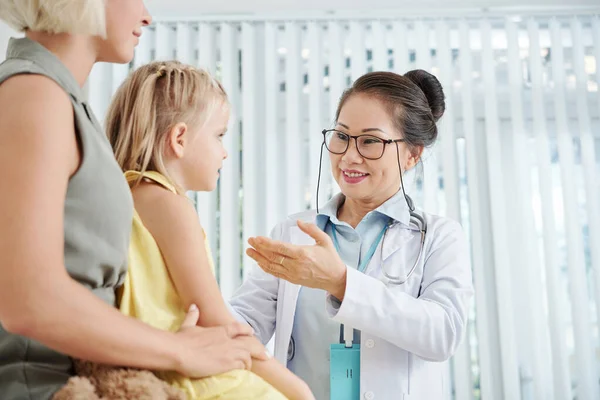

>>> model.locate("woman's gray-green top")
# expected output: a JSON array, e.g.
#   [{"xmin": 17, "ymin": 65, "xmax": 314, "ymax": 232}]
[{"xmin": 0, "ymin": 37, "xmax": 133, "ymax": 400}]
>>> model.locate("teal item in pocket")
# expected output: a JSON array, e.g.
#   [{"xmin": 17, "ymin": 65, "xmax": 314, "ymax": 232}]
[
  {"xmin": 330, "ymin": 343, "xmax": 361, "ymax": 400},
  {"xmin": 328, "ymin": 220, "xmax": 384, "ymax": 400}
]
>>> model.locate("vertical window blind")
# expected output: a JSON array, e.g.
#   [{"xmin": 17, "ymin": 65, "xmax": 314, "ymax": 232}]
[{"xmin": 87, "ymin": 11, "xmax": 600, "ymax": 400}]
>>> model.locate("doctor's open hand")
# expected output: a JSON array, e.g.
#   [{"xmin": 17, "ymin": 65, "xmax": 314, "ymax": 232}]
[{"xmin": 247, "ymin": 220, "xmax": 348, "ymax": 300}]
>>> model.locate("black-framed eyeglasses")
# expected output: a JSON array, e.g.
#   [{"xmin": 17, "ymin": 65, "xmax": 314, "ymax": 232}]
[{"xmin": 321, "ymin": 129, "xmax": 405, "ymax": 160}]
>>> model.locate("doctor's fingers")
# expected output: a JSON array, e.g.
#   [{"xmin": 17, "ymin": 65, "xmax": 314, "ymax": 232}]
[
  {"xmin": 248, "ymin": 237, "xmax": 304, "ymax": 259},
  {"xmin": 257, "ymin": 260, "xmax": 289, "ymax": 281},
  {"xmin": 247, "ymin": 249, "xmax": 296, "ymax": 282},
  {"xmin": 254, "ymin": 247, "xmax": 299, "ymax": 267},
  {"xmin": 247, "ymin": 248, "xmax": 290, "ymax": 275}
]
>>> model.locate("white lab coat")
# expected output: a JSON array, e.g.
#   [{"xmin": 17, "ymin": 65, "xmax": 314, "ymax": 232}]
[{"xmin": 230, "ymin": 208, "xmax": 473, "ymax": 400}]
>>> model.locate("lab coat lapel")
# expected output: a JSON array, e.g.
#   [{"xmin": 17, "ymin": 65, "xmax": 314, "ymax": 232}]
[{"xmin": 380, "ymin": 224, "xmax": 416, "ymax": 261}]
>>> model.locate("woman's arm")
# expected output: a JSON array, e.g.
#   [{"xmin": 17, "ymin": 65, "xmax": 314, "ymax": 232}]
[
  {"xmin": 134, "ymin": 186, "xmax": 313, "ymax": 399},
  {"xmin": 0, "ymin": 75, "xmax": 262, "ymax": 378}
]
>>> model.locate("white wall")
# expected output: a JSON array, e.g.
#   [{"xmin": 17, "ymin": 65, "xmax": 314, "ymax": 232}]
[
  {"xmin": 0, "ymin": 22, "xmax": 19, "ymax": 63},
  {"xmin": 146, "ymin": 0, "xmax": 600, "ymax": 17}
]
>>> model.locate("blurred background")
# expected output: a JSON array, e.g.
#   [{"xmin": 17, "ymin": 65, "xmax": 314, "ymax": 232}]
[{"xmin": 2, "ymin": 1, "xmax": 599, "ymax": 399}]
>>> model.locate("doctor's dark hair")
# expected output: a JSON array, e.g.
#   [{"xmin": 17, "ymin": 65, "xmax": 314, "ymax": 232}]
[{"xmin": 335, "ymin": 70, "xmax": 445, "ymax": 153}]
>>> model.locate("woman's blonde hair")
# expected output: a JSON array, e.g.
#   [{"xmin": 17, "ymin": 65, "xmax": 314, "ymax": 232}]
[
  {"xmin": 0, "ymin": 0, "xmax": 106, "ymax": 37},
  {"xmin": 106, "ymin": 60, "xmax": 228, "ymax": 193}
]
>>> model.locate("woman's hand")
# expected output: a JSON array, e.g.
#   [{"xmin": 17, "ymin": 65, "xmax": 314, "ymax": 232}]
[
  {"xmin": 173, "ymin": 304, "xmax": 269, "ymax": 378},
  {"xmin": 247, "ymin": 220, "xmax": 348, "ymax": 300}
]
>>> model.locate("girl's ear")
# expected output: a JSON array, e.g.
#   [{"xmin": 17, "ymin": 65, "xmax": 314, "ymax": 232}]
[{"xmin": 166, "ymin": 122, "xmax": 188, "ymax": 158}]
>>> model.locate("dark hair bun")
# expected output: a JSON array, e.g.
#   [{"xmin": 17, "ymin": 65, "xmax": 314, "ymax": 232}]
[{"xmin": 404, "ymin": 69, "xmax": 445, "ymax": 122}]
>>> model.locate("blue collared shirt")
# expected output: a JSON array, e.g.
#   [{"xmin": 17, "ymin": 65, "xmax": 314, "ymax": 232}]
[{"xmin": 286, "ymin": 190, "xmax": 410, "ymax": 400}]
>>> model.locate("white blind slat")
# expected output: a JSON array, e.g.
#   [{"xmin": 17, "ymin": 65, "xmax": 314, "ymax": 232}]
[
  {"xmin": 458, "ymin": 20, "xmax": 497, "ymax": 400},
  {"xmin": 133, "ymin": 27, "xmax": 152, "ymax": 69},
  {"xmin": 505, "ymin": 19, "xmax": 554, "ymax": 400},
  {"xmin": 241, "ymin": 22, "xmax": 260, "ymax": 281},
  {"xmin": 527, "ymin": 20, "xmax": 572, "ymax": 399},
  {"xmin": 176, "ymin": 22, "xmax": 192, "ymax": 64},
  {"xmin": 196, "ymin": 23, "xmax": 219, "ymax": 261},
  {"xmin": 436, "ymin": 19, "xmax": 472, "ymax": 400},
  {"xmin": 371, "ymin": 21, "xmax": 389, "ymax": 72},
  {"xmin": 350, "ymin": 21, "xmax": 366, "ymax": 82},
  {"xmin": 435, "ymin": 21, "xmax": 461, "ymax": 222},
  {"xmin": 480, "ymin": 19, "xmax": 522, "ymax": 400},
  {"xmin": 594, "ymin": 17, "xmax": 600, "ymax": 119},
  {"xmin": 550, "ymin": 18, "xmax": 599, "ymax": 400},
  {"xmin": 414, "ymin": 20, "xmax": 439, "ymax": 215},
  {"xmin": 327, "ymin": 21, "xmax": 344, "ymax": 197},
  {"xmin": 520, "ymin": 21, "xmax": 570, "ymax": 399},
  {"xmin": 110, "ymin": 64, "xmax": 129, "ymax": 95},
  {"xmin": 572, "ymin": 18, "xmax": 600, "ymax": 347},
  {"xmin": 263, "ymin": 22, "xmax": 281, "ymax": 230},
  {"xmin": 88, "ymin": 63, "xmax": 112, "ymax": 122},
  {"xmin": 285, "ymin": 22, "xmax": 304, "ymax": 214},
  {"xmin": 307, "ymin": 22, "xmax": 326, "ymax": 209},
  {"xmin": 393, "ymin": 22, "xmax": 409, "ymax": 74},
  {"xmin": 198, "ymin": 23, "xmax": 216, "ymax": 73},
  {"xmin": 218, "ymin": 23, "xmax": 241, "ymax": 299},
  {"xmin": 155, "ymin": 23, "xmax": 171, "ymax": 60}
]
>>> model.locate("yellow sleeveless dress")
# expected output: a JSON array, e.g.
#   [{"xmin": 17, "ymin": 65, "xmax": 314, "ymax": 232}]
[{"xmin": 118, "ymin": 170, "xmax": 286, "ymax": 400}]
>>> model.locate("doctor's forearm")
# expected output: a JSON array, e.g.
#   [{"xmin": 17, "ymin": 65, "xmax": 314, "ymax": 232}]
[{"xmin": 329, "ymin": 268, "xmax": 467, "ymax": 361}]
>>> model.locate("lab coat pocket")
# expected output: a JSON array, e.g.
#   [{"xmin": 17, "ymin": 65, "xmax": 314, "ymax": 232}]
[
  {"xmin": 396, "ymin": 350, "xmax": 411, "ymax": 397},
  {"xmin": 406, "ymin": 351, "xmax": 412, "ymax": 396},
  {"xmin": 404, "ymin": 356, "xmax": 445, "ymax": 399}
]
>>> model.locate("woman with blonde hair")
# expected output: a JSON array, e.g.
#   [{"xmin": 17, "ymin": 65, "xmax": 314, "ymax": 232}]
[{"xmin": 0, "ymin": 1, "xmax": 267, "ymax": 399}]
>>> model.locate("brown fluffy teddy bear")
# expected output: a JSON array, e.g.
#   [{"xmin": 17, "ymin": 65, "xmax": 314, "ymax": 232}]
[{"xmin": 52, "ymin": 359, "xmax": 187, "ymax": 400}]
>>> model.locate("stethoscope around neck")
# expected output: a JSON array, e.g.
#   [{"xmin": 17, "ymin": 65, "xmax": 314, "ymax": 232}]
[{"xmin": 315, "ymin": 139, "xmax": 428, "ymax": 285}]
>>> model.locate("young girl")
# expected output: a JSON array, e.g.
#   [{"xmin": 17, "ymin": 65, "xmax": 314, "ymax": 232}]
[{"xmin": 106, "ymin": 60, "xmax": 314, "ymax": 400}]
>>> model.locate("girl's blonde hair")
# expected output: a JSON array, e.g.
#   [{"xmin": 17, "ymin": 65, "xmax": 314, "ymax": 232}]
[
  {"xmin": 106, "ymin": 60, "xmax": 228, "ymax": 193},
  {"xmin": 0, "ymin": 0, "xmax": 106, "ymax": 37}
]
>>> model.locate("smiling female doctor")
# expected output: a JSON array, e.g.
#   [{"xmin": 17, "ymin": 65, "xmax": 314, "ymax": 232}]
[{"xmin": 230, "ymin": 70, "xmax": 474, "ymax": 400}]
